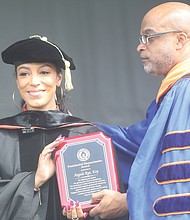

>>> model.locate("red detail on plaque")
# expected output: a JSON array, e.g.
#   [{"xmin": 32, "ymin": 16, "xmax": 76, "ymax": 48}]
[{"xmin": 54, "ymin": 132, "xmax": 119, "ymax": 212}]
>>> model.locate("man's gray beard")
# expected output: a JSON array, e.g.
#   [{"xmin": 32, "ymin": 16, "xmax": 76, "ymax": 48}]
[{"xmin": 143, "ymin": 65, "xmax": 158, "ymax": 76}]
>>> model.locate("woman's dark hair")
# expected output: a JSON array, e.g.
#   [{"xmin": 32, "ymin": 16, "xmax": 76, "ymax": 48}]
[{"xmin": 55, "ymin": 83, "xmax": 71, "ymax": 113}]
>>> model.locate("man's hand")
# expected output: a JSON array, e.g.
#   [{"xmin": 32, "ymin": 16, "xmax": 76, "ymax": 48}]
[{"xmin": 89, "ymin": 190, "xmax": 128, "ymax": 219}]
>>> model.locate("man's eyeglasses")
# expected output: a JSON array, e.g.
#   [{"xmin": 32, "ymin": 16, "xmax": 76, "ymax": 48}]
[{"xmin": 139, "ymin": 30, "xmax": 181, "ymax": 45}]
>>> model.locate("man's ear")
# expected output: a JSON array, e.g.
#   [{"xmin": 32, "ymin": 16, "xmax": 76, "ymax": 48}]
[{"xmin": 176, "ymin": 32, "xmax": 188, "ymax": 49}]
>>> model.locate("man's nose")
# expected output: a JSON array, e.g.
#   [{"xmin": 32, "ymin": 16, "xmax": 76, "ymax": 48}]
[{"xmin": 136, "ymin": 42, "xmax": 146, "ymax": 52}]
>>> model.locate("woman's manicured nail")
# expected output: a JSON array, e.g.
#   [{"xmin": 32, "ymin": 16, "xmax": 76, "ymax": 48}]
[
  {"xmin": 84, "ymin": 212, "xmax": 88, "ymax": 219},
  {"xmin": 49, "ymin": 147, "xmax": 55, "ymax": 152},
  {"xmin": 67, "ymin": 205, "xmax": 71, "ymax": 211},
  {"xmin": 75, "ymin": 201, "xmax": 79, "ymax": 207},
  {"xmin": 55, "ymin": 134, "xmax": 62, "ymax": 141},
  {"xmin": 70, "ymin": 200, "xmax": 74, "ymax": 206}
]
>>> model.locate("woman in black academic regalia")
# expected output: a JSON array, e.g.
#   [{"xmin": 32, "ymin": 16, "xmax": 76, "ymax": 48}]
[{"xmin": 0, "ymin": 36, "xmax": 128, "ymax": 220}]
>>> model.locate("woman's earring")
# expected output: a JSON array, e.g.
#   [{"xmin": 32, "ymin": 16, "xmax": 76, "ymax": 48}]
[
  {"xmin": 12, "ymin": 91, "xmax": 22, "ymax": 110},
  {"xmin": 56, "ymin": 86, "xmax": 64, "ymax": 105}
]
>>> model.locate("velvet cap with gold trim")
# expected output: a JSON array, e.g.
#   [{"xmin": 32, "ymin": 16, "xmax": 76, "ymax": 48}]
[{"xmin": 1, "ymin": 35, "xmax": 76, "ymax": 91}]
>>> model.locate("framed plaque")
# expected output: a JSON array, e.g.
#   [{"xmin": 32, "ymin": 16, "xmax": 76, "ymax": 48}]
[{"xmin": 54, "ymin": 131, "xmax": 120, "ymax": 211}]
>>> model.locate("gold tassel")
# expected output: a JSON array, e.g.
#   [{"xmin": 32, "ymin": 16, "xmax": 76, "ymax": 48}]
[{"xmin": 64, "ymin": 60, "xmax": 74, "ymax": 91}]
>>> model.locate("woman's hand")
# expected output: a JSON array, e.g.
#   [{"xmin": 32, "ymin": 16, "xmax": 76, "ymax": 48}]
[
  {"xmin": 35, "ymin": 134, "xmax": 64, "ymax": 189},
  {"xmin": 62, "ymin": 200, "xmax": 88, "ymax": 220},
  {"xmin": 89, "ymin": 190, "xmax": 128, "ymax": 218}
]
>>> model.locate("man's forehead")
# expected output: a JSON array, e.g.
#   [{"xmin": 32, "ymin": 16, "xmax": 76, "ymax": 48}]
[{"xmin": 140, "ymin": 16, "xmax": 166, "ymax": 34}]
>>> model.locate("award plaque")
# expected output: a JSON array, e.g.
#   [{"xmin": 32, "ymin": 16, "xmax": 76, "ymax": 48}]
[{"xmin": 54, "ymin": 131, "xmax": 119, "ymax": 211}]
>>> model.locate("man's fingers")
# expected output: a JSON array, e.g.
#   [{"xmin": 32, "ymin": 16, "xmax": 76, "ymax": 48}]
[
  {"xmin": 89, "ymin": 203, "xmax": 101, "ymax": 217},
  {"xmin": 91, "ymin": 190, "xmax": 105, "ymax": 203}
]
